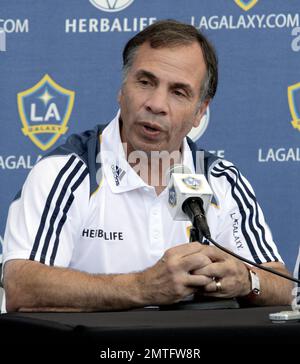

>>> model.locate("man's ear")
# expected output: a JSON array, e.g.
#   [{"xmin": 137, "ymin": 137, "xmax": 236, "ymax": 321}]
[
  {"xmin": 193, "ymin": 100, "xmax": 210, "ymax": 128},
  {"xmin": 117, "ymin": 89, "xmax": 122, "ymax": 104}
]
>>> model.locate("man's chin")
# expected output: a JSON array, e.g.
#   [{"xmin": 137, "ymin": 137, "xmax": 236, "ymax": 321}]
[{"xmin": 126, "ymin": 139, "xmax": 164, "ymax": 154}]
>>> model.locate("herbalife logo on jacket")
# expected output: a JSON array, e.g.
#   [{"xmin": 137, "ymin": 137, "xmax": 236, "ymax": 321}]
[{"xmin": 111, "ymin": 164, "xmax": 126, "ymax": 186}]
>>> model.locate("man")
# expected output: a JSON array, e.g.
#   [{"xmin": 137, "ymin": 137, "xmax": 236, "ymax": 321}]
[{"xmin": 2, "ymin": 20, "xmax": 292, "ymax": 312}]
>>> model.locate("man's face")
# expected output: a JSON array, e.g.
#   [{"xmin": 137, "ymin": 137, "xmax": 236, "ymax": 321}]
[{"xmin": 118, "ymin": 42, "xmax": 209, "ymax": 155}]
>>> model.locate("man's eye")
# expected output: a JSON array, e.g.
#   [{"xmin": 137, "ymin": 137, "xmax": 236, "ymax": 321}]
[
  {"xmin": 138, "ymin": 79, "xmax": 150, "ymax": 86},
  {"xmin": 173, "ymin": 90, "xmax": 186, "ymax": 98}
]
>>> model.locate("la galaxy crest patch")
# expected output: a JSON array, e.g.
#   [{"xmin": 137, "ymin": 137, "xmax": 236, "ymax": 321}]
[
  {"xmin": 288, "ymin": 82, "xmax": 300, "ymax": 132},
  {"xmin": 17, "ymin": 74, "xmax": 75, "ymax": 151}
]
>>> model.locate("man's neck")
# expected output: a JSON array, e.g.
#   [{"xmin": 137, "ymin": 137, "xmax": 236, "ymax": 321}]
[{"xmin": 128, "ymin": 149, "xmax": 182, "ymax": 195}]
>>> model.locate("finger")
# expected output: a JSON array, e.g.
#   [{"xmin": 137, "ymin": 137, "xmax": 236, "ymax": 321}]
[
  {"xmin": 203, "ymin": 279, "xmax": 225, "ymax": 297},
  {"xmin": 185, "ymin": 273, "xmax": 214, "ymax": 287},
  {"xmin": 196, "ymin": 245, "xmax": 228, "ymax": 262},
  {"xmin": 165, "ymin": 242, "xmax": 207, "ymax": 259},
  {"xmin": 194, "ymin": 261, "xmax": 227, "ymax": 278},
  {"xmin": 204, "ymin": 279, "xmax": 221, "ymax": 293},
  {"xmin": 180, "ymin": 253, "xmax": 212, "ymax": 272}
]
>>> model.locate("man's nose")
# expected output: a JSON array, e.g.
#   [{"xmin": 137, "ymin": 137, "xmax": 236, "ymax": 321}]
[{"xmin": 144, "ymin": 88, "xmax": 168, "ymax": 115}]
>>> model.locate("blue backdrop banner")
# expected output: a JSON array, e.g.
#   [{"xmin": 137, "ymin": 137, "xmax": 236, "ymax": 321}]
[{"xmin": 0, "ymin": 0, "xmax": 299, "ymax": 271}]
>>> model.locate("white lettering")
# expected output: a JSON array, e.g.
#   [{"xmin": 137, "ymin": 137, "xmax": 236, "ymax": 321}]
[
  {"xmin": 208, "ymin": 16, "xmax": 220, "ymax": 30},
  {"xmin": 30, "ymin": 104, "xmax": 43, "ymax": 122},
  {"xmin": 65, "ymin": 19, "xmax": 77, "ymax": 33},
  {"xmin": 261, "ymin": 148, "xmax": 275, "ymax": 162},
  {"xmin": 276, "ymin": 148, "xmax": 286, "ymax": 162},
  {"xmin": 191, "ymin": 13, "xmax": 299, "ymax": 30},
  {"xmin": 123, "ymin": 18, "xmax": 131, "ymax": 32},
  {"xmin": 0, "ymin": 19, "xmax": 29, "ymax": 33},
  {"xmin": 193, "ymin": 16, "xmax": 208, "ymax": 30},
  {"xmin": 29, "ymin": 103, "xmax": 63, "ymax": 123},
  {"xmin": 44, "ymin": 103, "xmax": 61, "ymax": 122},
  {"xmin": 236, "ymin": 15, "xmax": 247, "ymax": 29},
  {"xmin": 256, "ymin": 15, "xmax": 265, "ymax": 28},
  {"xmin": 0, "ymin": 155, "xmax": 42, "ymax": 169},
  {"xmin": 65, "ymin": 17, "xmax": 157, "ymax": 33},
  {"xmin": 267, "ymin": 149, "xmax": 275, "ymax": 161},
  {"xmin": 99, "ymin": 348, "xmax": 134, "ymax": 362},
  {"xmin": 79, "ymin": 19, "xmax": 87, "ymax": 33},
  {"xmin": 16, "ymin": 19, "xmax": 28, "ymax": 32},
  {"xmin": 258, "ymin": 149, "xmax": 266, "ymax": 162},
  {"xmin": 286, "ymin": 13, "xmax": 299, "ymax": 28},
  {"xmin": 89, "ymin": 18, "xmax": 98, "ymax": 32},
  {"xmin": 266, "ymin": 14, "xmax": 276, "ymax": 28},
  {"xmin": 219, "ymin": 16, "xmax": 230, "ymax": 29},
  {"xmin": 246, "ymin": 15, "xmax": 256, "ymax": 29},
  {"xmin": 141, "ymin": 17, "xmax": 153, "ymax": 30},
  {"xmin": 100, "ymin": 18, "xmax": 110, "ymax": 32},
  {"xmin": 275, "ymin": 14, "xmax": 287, "ymax": 28},
  {"xmin": 111, "ymin": 18, "xmax": 122, "ymax": 32},
  {"xmin": 258, "ymin": 148, "xmax": 300, "ymax": 162},
  {"xmin": 286, "ymin": 148, "xmax": 295, "ymax": 161}
]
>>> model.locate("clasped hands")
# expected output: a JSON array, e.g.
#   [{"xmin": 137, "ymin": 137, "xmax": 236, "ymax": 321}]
[{"xmin": 143, "ymin": 242, "xmax": 251, "ymax": 305}]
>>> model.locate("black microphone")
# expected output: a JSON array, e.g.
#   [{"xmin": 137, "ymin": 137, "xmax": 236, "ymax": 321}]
[{"xmin": 182, "ymin": 197, "xmax": 211, "ymax": 239}]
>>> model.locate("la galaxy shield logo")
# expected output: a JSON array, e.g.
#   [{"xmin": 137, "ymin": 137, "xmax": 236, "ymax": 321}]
[
  {"xmin": 17, "ymin": 74, "xmax": 75, "ymax": 151},
  {"xmin": 182, "ymin": 177, "xmax": 202, "ymax": 190},
  {"xmin": 288, "ymin": 82, "xmax": 300, "ymax": 132},
  {"xmin": 234, "ymin": 0, "xmax": 258, "ymax": 11}
]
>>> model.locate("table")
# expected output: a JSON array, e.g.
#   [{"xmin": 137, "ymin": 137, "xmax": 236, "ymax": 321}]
[{"xmin": 0, "ymin": 305, "xmax": 299, "ymax": 360}]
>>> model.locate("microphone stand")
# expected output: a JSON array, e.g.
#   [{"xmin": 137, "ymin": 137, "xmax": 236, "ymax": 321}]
[{"xmin": 189, "ymin": 226, "xmax": 202, "ymax": 243}]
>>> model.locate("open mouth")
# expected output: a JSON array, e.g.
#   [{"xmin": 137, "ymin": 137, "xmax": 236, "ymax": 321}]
[
  {"xmin": 144, "ymin": 125, "xmax": 159, "ymax": 132},
  {"xmin": 142, "ymin": 124, "xmax": 162, "ymax": 138},
  {"xmin": 141, "ymin": 121, "xmax": 164, "ymax": 136}
]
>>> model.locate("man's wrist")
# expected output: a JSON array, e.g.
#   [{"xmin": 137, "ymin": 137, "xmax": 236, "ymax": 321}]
[
  {"xmin": 241, "ymin": 264, "xmax": 261, "ymax": 301},
  {"xmin": 132, "ymin": 271, "xmax": 150, "ymax": 306}
]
